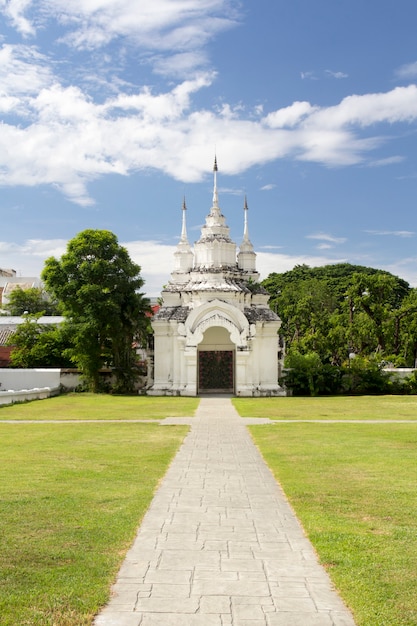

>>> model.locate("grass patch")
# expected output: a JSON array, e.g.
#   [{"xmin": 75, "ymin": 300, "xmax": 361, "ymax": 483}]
[
  {"xmin": 0, "ymin": 393, "xmax": 199, "ymax": 420},
  {"xmin": 250, "ymin": 422, "xmax": 417, "ymax": 626},
  {"xmin": 0, "ymin": 421, "xmax": 188, "ymax": 625},
  {"xmin": 233, "ymin": 395, "xmax": 417, "ymax": 420}
]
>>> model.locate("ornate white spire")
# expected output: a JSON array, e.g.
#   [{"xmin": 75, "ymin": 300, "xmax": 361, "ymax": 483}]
[
  {"xmin": 238, "ymin": 195, "xmax": 257, "ymax": 273},
  {"xmin": 194, "ymin": 156, "xmax": 236, "ymax": 269},
  {"xmin": 172, "ymin": 197, "xmax": 194, "ymax": 278},
  {"xmin": 211, "ymin": 156, "xmax": 220, "ymax": 214}
]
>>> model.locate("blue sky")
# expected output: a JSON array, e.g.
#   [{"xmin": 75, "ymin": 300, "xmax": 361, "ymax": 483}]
[{"xmin": 1, "ymin": 0, "xmax": 417, "ymax": 296}]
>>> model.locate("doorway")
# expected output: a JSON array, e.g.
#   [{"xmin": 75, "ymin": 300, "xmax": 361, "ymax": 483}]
[
  {"xmin": 197, "ymin": 326, "xmax": 235, "ymax": 394},
  {"xmin": 198, "ymin": 350, "xmax": 234, "ymax": 393}
]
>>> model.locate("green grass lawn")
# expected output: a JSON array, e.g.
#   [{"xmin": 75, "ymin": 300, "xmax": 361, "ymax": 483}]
[
  {"xmin": 3, "ymin": 393, "xmax": 417, "ymax": 625},
  {"xmin": 249, "ymin": 421, "xmax": 417, "ymax": 626},
  {"xmin": 233, "ymin": 394, "xmax": 417, "ymax": 420},
  {"xmin": 0, "ymin": 393, "xmax": 199, "ymax": 420},
  {"xmin": 0, "ymin": 395, "xmax": 191, "ymax": 625}
]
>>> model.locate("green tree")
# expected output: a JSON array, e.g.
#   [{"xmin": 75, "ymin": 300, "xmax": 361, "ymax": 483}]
[
  {"xmin": 342, "ymin": 355, "xmax": 391, "ymax": 395},
  {"xmin": 4, "ymin": 286, "xmax": 60, "ymax": 316},
  {"xmin": 346, "ymin": 272, "xmax": 408, "ymax": 354},
  {"xmin": 42, "ymin": 229, "xmax": 150, "ymax": 393},
  {"xmin": 7, "ymin": 316, "xmax": 73, "ymax": 368},
  {"xmin": 283, "ymin": 349, "xmax": 345, "ymax": 396},
  {"xmin": 395, "ymin": 289, "xmax": 417, "ymax": 365},
  {"xmin": 282, "ymin": 350, "xmax": 323, "ymax": 396},
  {"xmin": 263, "ymin": 263, "xmax": 413, "ymax": 364}
]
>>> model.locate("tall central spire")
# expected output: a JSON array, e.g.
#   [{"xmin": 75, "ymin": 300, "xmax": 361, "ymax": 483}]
[
  {"xmin": 180, "ymin": 197, "xmax": 188, "ymax": 243},
  {"xmin": 194, "ymin": 155, "xmax": 236, "ymax": 269},
  {"xmin": 212, "ymin": 155, "xmax": 219, "ymax": 212},
  {"xmin": 243, "ymin": 196, "xmax": 250, "ymax": 242}
]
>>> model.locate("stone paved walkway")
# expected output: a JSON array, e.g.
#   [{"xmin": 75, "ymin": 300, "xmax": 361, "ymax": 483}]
[{"xmin": 94, "ymin": 397, "xmax": 357, "ymax": 626}]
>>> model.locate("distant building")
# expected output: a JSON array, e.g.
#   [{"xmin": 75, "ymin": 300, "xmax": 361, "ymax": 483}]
[
  {"xmin": 149, "ymin": 160, "xmax": 284, "ymax": 397},
  {"xmin": 0, "ymin": 268, "xmax": 16, "ymax": 309}
]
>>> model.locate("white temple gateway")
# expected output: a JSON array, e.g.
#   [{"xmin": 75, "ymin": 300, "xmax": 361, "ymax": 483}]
[{"xmin": 149, "ymin": 159, "xmax": 284, "ymax": 396}]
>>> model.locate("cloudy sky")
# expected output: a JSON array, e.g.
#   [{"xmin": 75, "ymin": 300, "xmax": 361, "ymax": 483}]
[{"xmin": 1, "ymin": 0, "xmax": 417, "ymax": 296}]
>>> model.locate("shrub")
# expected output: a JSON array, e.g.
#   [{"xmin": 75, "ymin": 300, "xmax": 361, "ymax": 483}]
[
  {"xmin": 282, "ymin": 351, "xmax": 406, "ymax": 396},
  {"xmin": 341, "ymin": 355, "xmax": 391, "ymax": 394}
]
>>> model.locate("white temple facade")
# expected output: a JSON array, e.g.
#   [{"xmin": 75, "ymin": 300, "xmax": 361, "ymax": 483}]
[{"xmin": 149, "ymin": 160, "xmax": 284, "ymax": 396}]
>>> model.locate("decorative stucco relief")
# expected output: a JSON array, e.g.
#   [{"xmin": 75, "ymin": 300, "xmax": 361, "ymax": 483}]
[{"xmin": 187, "ymin": 312, "xmax": 246, "ymax": 348}]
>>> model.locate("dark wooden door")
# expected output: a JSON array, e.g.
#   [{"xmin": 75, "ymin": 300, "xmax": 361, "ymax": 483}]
[{"xmin": 198, "ymin": 350, "xmax": 234, "ymax": 393}]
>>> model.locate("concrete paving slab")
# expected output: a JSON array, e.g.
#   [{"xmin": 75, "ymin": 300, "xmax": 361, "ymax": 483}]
[{"xmin": 93, "ymin": 397, "xmax": 357, "ymax": 626}]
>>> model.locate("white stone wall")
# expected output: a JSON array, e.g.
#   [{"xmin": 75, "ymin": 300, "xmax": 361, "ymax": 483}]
[
  {"xmin": 0, "ymin": 368, "xmax": 61, "ymax": 391},
  {"xmin": 0, "ymin": 387, "xmax": 54, "ymax": 406}
]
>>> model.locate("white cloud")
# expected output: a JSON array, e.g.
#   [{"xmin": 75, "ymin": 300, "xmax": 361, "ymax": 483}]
[
  {"xmin": 152, "ymin": 51, "xmax": 209, "ymax": 78},
  {"xmin": 308, "ymin": 85, "xmax": 417, "ymax": 129},
  {"xmin": 302, "ymin": 69, "xmax": 348, "ymax": 81},
  {"xmin": 2, "ymin": 80, "xmax": 417, "ymax": 204},
  {"xmin": 102, "ymin": 73, "xmax": 213, "ymax": 120},
  {"xmin": 396, "ymin": 61, "xmax": 417, "ymax": 80},
  {"xmin": 0, "ymin": 0, "xmax": 35, "ymax": 36},
  {"xmin": 382, "ymin": 258, "xmax": 417, "ymax": 288},
  {"xmin": 2, "ymin": 77, "xmax": 417, "ymax": 204},
  {"xmin": 217, "ymin": 186, "xmax": 244, "ymax": 196},
  {"xmin": 258, "ymin": 251, "xmax": 417, "ymax": 289},
  {"xmin": 124, "ymin": 240, "xmax": 175, "ymax": 296},
  {"xmin": 0, "ymin": 237, "xmax": 175, "ymax": 297},
  {"xmin": 0, "ymin": 239, "xmax": 68, "ymax": 278},
  {"xmin": 368, "ymin": 156, "xmax": 405, "ymax": 167},
  {"xmin": 306, "ymin": 233, "xmax": 347, "ymax": 244},
  {"xmin": 256, "ymin": 251, "xmax": 347, "ymax": 280},
  {"xmin": 3, "ymin": 0, "xmax": 239, "ymax": 61},
  {"xmin": 260, "ymin": 184, "xmax": 276, "ymax": 191},
  {"xmin": 300, "ymin": 71, "xmax": 317, "ymax": 80},
  {"xmin": 2, "ymin": 2, "xmax": 417, "ymax": 204},
  {"xmin": 365, "ymin": 230, "xmax": 415, "ymax": 238},
  {"xmin": 264, "ymin": 101, "xmax": 316, "ymax": 128},
  {"xmin": 0, "ymin": 44, "xmax": 53, "ymax": 98},
  {"xmin": 325, "ymin": 70, "xmax": 348, "ymax": 79}
]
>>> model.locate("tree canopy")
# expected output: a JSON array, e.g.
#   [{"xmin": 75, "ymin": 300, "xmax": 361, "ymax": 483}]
[
  {"xmin": 262, "ymin": 263, "xmax": 417, "ymax": 369},
  {"xmin": 4, "ymin": 286, "xmax": 60, "ymax": 316},
  {"xmin": 42, "ymin": 229, "xmax": 150, "ymax": 392},
  {"xmin": 7, "ymin": 315, "xmax": 73, "ymax": 368}
]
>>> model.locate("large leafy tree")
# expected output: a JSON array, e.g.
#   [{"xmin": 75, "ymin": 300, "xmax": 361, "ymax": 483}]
[
  {"xmin": 42, "ymin": 229, "xmax": 150, "ymax": 393},
  {"xmin": 263, "ymin": 263, "xmax": 417, "ymax": 395},
  {"xmin": 263, "ymin": 263, "xmax": 415, "ymax": 365}
]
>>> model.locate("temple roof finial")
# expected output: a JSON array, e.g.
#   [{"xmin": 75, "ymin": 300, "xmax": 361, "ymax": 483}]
[
  {"xmin": 180, "ymin": 197, "xmax": 188, "ymax": 242},
  {"xmin": 243, "ymin": 196, "xmax": 249, "ymax": 242},
  {"xmin": 212, "ymin": 156, "xmax": 219, "ymax": 209}
]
